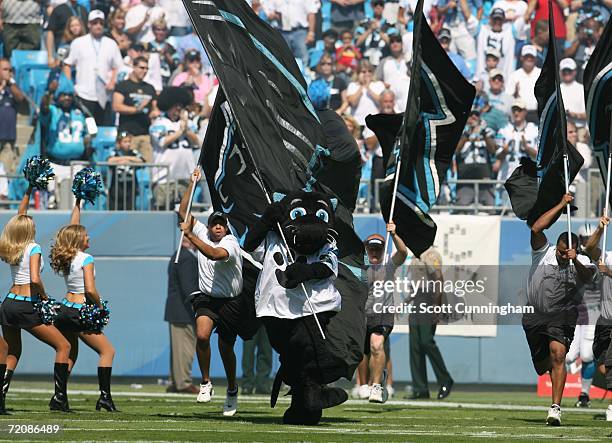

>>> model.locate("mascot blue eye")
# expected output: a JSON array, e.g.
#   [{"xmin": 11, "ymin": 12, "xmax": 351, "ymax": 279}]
[
  {"xmin": 315, "ymin": 209, "xmax": 329, "ymax": 223},
  {"xmin": 290, "ymin": 207, "xmax": 307, "ymax": 220}
]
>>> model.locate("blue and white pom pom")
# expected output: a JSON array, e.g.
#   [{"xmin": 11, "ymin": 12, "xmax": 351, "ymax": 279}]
[
  {"xmin": 79, "ymin": 301, "xmax": 110, "ymax": 332},
  {"xmin": 72, "ymin": 167, "xmax": 103, "ymax": 203},
  {"xmin": 23, "ymin": 156, "xmax": 55, "ymax": 190},
  {"xmin": 32, "ymin": 297, "xmax": 61, "ymax": 325}
]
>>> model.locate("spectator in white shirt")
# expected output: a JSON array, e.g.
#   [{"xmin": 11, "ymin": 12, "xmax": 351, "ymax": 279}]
[
  {"xmin": 487, "ymin": 69, "xmax": 512, "ymax": 115},
  {"xmin": 476, "ymin": 8, "xmax": 516, "ymax": 81},
  {"xmin": 158, "ymin": 0, "xmax": 191, "ymax": 37},
  {"xmin": 272, "ymin": 0, "xmax": 320, "ymax": 67},
  {"xmin": 375, "ymin": 35, "xmax": 409, "ymax": 112},
  {"xmin": 125, "ymin": 0, "xmax": 165, "ymax": 44},
  {"xmin": 506, "ymin": 45, "xmax": 541, "ymax": 123},
  {"xmin": 559, "ymin": 58, "xmax": 587, "ymax": 137},
  {"xmin": 494, "ymin": 98, "xmax": 538, "ymax": 184},
  {"xmin": 347, "ymin": 60, "xmax": 386, "ymax": 127},
  {"xmin": 63, "ymin": 10, "xmax": 124, "ymax": 125},
  {"xmin": 476, "ymin": 47, "xmax": 501, "ymax": 92}
]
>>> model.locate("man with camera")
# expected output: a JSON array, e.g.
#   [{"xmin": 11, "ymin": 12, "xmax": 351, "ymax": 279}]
[{"xmin": 0, "ymin": 58, "xmax": 25, "ymax": 177}]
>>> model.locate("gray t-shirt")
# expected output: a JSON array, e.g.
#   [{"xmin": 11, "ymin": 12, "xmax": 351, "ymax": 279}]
[
  {"xmin": 601, "ymin": 252, "xmax": 612, "ymax": 320},
  {"xmin": 527, "ymin": 244, "xmax": 595, "ymax": 314}
]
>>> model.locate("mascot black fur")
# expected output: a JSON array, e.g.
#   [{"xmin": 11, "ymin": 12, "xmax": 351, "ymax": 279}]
[{"xmin": 244, "ymin": 190, "xmax": 349, "ymax": 425}]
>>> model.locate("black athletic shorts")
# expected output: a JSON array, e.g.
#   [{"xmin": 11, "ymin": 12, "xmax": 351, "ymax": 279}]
[
  {"xmin": 594, "ymin": 317, "xmax": 612, "ymax": 364},
  {"xmin": 0, "ymin": 296, "xmax": 42, "ymax": 329},
  {"xmin": 192, "ymin": 293, "xmax": 256, "ymax": 344},
  {"xmin": 364, "ymin": 323, "xmax": 393, "ymax": 356},
  {"xmin": 522, "ymin": 308, "xmax": 578, "ymax": 375},
  {"xmin": 54, "ymin": 304, "xmax": 102, "ymax": 334}
]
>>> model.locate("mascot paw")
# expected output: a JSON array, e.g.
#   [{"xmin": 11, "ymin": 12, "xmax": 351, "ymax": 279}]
[
  {"xmin": 282, "ymin": 405, "xmax": 322, "ymax": 426},
  {"xmin": 262, "ymin": 202, "xmax": 285, "ymax": 227},
  {"xmin": 304, "ymin": 384, "xmax": 348, "ymax": 410},
  {"xmin": 275, "ymin": 261, "xmax": 311, "ymax": 289}
]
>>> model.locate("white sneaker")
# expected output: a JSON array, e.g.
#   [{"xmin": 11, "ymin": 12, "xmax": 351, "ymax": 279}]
[
  {"xmin": 606, "ymin": 405, "xmax": 612, "ymax": 422},
  {"xmin": 351, "ymin": 384, "xmax": 360, "ymax": 399},
  {"xmin": 197, "ymin": 381, "xmax": 213, "ymax": 403},
  {"xmin": 546, "ymin": 404, "xmax": 562, "ymax": 426},
  {"xmin": 223, "ymin": 390, "xmax": 238, "ymax": 416},
  {"xmin": 368, "ymin": 383, "xmax": 389, "ymax": 403},
  {"xmin": 387, "ymin": 385, "xmax": 395, "ymax": 398},
  {"xmin": 358, "ymin": 384, "xmax": 371, "ymax": 399}
]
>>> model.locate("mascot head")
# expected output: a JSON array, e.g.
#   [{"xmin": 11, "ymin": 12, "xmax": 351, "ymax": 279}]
[{"xmin": 273, "ymin": 191, "xmax": 338, "ymax": 255}]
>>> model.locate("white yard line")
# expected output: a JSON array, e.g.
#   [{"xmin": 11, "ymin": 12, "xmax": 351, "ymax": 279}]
[{"xmin": 8, "ymin": 388, "xmax": 609, "ymax": 414}]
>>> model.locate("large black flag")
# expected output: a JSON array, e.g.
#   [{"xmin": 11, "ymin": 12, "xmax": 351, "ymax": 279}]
[
  {"xmin": 584, "ymin": 18, "xmax": 612, "ymax": 204},
  {"xmin": 366, "ymin": 0, "xmax": 475, "ymax": 258},
  {"xmin": 183, "ymin": 0, "xmax": 366, "ymax": 380},
  {"xmin": 506, "ymin": 2, "xmax": 583, "ymax": 226}
]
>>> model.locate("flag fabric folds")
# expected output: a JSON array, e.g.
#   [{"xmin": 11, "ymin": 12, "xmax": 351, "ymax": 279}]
[
  {"xmin": 366, "ymin": 0, "xmax": 475, "ymax": 258},
  {"xmin": 506, "ymin": 1, "xmax": 583, "ymax": 226},
  {"xmin": 584, "ymin": 18, "xmax": 612, "ymax": 204}
]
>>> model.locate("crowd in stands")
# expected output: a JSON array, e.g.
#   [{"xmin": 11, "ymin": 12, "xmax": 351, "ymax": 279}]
[{"xmin": 0, "ymin": 0, "xmax": 609, "ymax": 212}]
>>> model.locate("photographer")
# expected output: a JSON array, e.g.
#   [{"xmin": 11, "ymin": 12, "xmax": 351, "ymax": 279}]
[
  {"xmin": 0, "ymin": 58, "xmax": 25, "ymax": 177},
  {"xmin": 455, "ymin": 109, "xmax": 497, "ymax": 210},
  {"xmin": 564, "ymin": 13, "xmax": 605, "ymax": 81},
  {"xmin": 354, "ymin": 0, "xmax": 397, "ymax": 67}
]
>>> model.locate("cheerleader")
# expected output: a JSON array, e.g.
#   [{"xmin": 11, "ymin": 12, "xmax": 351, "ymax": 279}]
[
  {"xmin": 0, "ymin": 185, "xmax": 72, "ymax": 412},
  {"xmin": 50, "ymin": 198, "xmax": 117, "ymax": 412}
]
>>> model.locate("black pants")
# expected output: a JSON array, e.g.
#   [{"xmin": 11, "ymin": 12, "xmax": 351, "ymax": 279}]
[
  {"xmin": 263, "ymin": 312, "xmax": 341, "ymax": 387},
  {"xmin": 409, "ymin": 323, "xmax": 452, "ymax": 394},
  {"xmin": 77, "ymin": 97, "xmax": 113, "ymax": 126}
]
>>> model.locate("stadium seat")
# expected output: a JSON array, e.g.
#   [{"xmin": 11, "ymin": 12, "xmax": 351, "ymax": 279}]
[
  {"xmin": 92, "ymin": 127, "xmax": 118, "ymax": 162},
  {"xmin": 10, "ymin": 50, "xmax": 48, "ymax": 82}
]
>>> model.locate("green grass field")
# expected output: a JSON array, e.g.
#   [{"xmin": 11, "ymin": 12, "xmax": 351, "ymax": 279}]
[{"xmin": 1, "ymin": 380, "xmax": 611, "ymax": 442}]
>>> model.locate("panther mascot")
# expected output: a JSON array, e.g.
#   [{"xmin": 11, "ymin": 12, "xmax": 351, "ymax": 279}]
[{"xmin": 243, "ymin": 190, "xmax": 350, "ymax": 425}]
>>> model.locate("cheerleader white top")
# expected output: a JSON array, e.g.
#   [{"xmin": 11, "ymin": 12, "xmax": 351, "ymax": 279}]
[
  {"xmin": 65, "ymin": 251, "xmax": 95, "ymax": 294},
  {"xmin": 11, "ymin": 242, "xmax": 43, "ymax": 285}
]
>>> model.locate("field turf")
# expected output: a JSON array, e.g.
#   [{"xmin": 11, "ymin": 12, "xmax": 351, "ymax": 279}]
[{"xmin": 1, "ymin": 380, "xmax": 611, "ymax": 442}]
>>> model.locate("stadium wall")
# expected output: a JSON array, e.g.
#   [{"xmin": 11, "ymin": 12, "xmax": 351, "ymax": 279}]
[{"xmin": 0, "ymin": 212, "xmax": 599, "ymax": 385}]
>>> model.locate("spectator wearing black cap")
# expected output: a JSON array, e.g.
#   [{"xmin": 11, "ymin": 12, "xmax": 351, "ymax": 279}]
[
  {"xmin": 435, "ymin": 0, "xmax": 480, "ymax": 62},
  {"xmin": 455, "ymin": 110, "xmax": 497, "ymax": 209},
  {"xmin": 46, "ymin": 0, "xmax": 89, "ymax": 68},
  {"xmin": 437, "ymin": 28, "xmax": 472, "ymax": 80},
  {"xmin": 63, "ymin": 10, "xmax": 124, "ymax": 126},
  {"xmin": 375, "ymin": 34, "xmax": 410, "ymax": 112},
  {"xmin": 506, "ymin": 45, "xmax": 540, "ymax": 122},
  {"xmin": 354, "ymin": 0, "xmax": 398, "ymax": 67},
  {"xmin": 172, "ymin": 50, "xmax": 214, "ymax": 106},
  {"xmin": 150, "ymin": 87, "xmax": 199, "ymax": 210},
  {"xmin": 476, "ymin": 7, "xmax": 515, "ymax": 81},
  {"xmin": 113, "ymin": 56, "xmax": 158, "ymax": 163}
]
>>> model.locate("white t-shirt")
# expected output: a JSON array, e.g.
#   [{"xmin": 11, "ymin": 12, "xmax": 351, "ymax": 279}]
[
  {"xmin": 124, "ymin": 4, "xmax": 166, "ymax": 44},
  {"xmin": 253, "ymin": 232, "xmax": 341, "ymax": 319},
  {"xmin": 64, "ymin": 34, "xmax": 123, "ymax": 105},
  {"xmin": 376, "ymin": 56, "xmax": 410, "ymax": 112},
  {"xmin": 560, "ymin": 81, "xmax": 586, "ymax": 127},
  {"xmin": 347, "ymin": 81, "xmax": 386, "ymax": 126},
  {"xmin": 495, "ymin": 121, "xmax": 538, "ymax": 181},
  {"xmin": 476, "ymin": 26, "xmax": 515, "ymax": 81},
  {"xmin": 149, "ymin": 116, "xmax": 198, "ymax": 183},
  {"xmin": 192, "ymin": 221, "xmax": 243, "ymax": 298},
  {"xmin": 64, "ymin": 251, "xmax": 94, "ymax": 294},
  {"xmin": 10, "ymin": 242, "xmax": 43, "ymax": 285},
  {"xmin": 399, "ymin": 0, "xmax": 435, "ymax": 19},
  {"xmin": 528, "ymin": 244, "xmax": 595, "ymax": 314},
  {"xmin": 0, "ymin": 163, "xmax": 8, "ymax": 197},
  {"xmin": 159, "ymin": 0, "xmax": 191, "ymax": 28},
  {"xmin": 506, "ymin": 67, "xmax": 541, "ymax": 112},
  {"xmin": 269, "ymin": 0, "xmax": 320, "ymax": 31},
  {"xmin": 601, "ymin": 252, "xmax": 612, "ymax": 320},
  {"xmin": 492, "ymin": 0, "xmax": 527, "ymax": 23}
]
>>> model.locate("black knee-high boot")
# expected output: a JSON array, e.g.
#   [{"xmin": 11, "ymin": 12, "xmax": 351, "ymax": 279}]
[
  {"xmin": 3, "ymin": 369, "xmax": 13, "ymax": 396},
  {"xmin": 49, "ymin": 363, "xmax": 70, "ymax": 412},
  {"xmin": 96, "ymin": 367, "xmax": 118, "ymax": 412},
  {"xmin": 0, "ymin": 365, "xmax": 6, "ymax": 414}
]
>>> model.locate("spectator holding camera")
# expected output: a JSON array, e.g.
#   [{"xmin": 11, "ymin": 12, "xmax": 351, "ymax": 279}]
[
  {"xmin": 355, "ymin": 0, "xmax": 398, "ymax": 67},
  {"xmin": 565, "ymin": 13, "xmax": 605, "ymax": 81},
  {"xmin": 113, "ymin": 56, "xmax": 158, "ymax": 163},
  {"xmin": 172, "ymin": 50, "xmax": 213, "ymax": 105},
  {"xmin": 455, "ymin": 110, "xmax": 497, "ymax": 208},
  {"xmin": 0, "ymin": 58, "xmax": 25, "ymax": 177}
]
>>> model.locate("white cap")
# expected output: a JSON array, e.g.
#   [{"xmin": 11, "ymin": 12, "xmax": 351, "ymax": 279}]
[
  {"xmin": 485, "ymin": 47, "xmax": 501, "ymax": 59},
  {"xmin": 489, "ymin": 68, "xmax": 504, "ymax": 79},
  {"xmin": 88, "ymin": 9, "xmax": 105, "ymax": 22},
  {"xmin": 560, "ymin": 58, "xmax": 577, "ymax": 71},
  {"xmin": 521, "ymin": 45, "xmax": 537, "ymax": 58}
]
